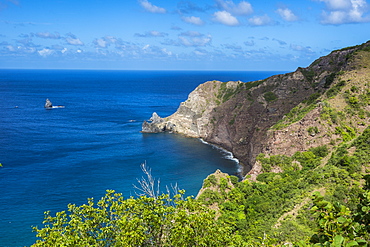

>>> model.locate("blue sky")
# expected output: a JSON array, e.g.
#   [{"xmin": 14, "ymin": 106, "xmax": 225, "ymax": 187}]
[{"xmin": 0, "ymin": 0, "xmax": 370, "ymax": 70}]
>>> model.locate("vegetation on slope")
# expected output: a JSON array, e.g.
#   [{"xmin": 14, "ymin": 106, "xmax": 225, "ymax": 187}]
[
  {"xmin": 32, "ymin": 42, "xmax": 370, "ymax": 246},
  {"xmin": 196, "ymin": 127, "xmax": 369, "ymax": 245}
]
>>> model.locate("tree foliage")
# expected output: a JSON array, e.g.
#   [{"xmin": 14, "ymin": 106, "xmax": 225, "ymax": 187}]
[{"xmin": 32, "ymin": 190, "xmax": 236, "ymax": 247}]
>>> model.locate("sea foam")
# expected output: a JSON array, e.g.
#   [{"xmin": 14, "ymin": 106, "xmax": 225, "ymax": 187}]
[{"xmin": 199, "ymin": 138, "xmax": 241, "ymax": 172}]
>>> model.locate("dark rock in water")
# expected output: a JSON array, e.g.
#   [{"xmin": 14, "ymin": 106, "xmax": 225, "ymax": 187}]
[
  {"xmin": 44, "ymin": 98, "xmax": 53, "ymax": 108},
  {"xmin": 141, "ymin": 112, "xmax": 166, "ymax": 133},
  {"xmin": 44, "ymin": 98, "xmax": 65, "ymax": 109}
]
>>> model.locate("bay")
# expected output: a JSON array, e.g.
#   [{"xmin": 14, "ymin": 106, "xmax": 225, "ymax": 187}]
[{"xmin": 0, "ymin": 69, "xmax": 282, "ymax": 246}]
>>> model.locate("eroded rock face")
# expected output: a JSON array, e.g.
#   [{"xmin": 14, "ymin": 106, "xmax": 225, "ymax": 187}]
[
  {"xmin": 141, "ymin": 80, "xmax": 235, "ymax": 137},
  {"xmin": 142, "ymin": 41, "xmax": 370, "ymax": 174},
  {"xmin": 141, "ymin": 112, "xmax": 166, "ymax": 133}
]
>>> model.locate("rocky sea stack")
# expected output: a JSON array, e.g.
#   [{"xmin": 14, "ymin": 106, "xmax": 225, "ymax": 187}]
[{"xmin": 142, "ymin": 41, "xmax": 370, "ymax": 175}]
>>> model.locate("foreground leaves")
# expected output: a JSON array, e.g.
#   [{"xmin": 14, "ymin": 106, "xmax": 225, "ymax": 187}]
[{"xmin": 32, "ymin": 190, "xmax": 235, "ymax": 247}]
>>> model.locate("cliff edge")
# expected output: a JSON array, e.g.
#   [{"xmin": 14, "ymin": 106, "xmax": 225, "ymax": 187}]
[{"xmin": 142, "ymin": 41, "xmax": 370, "ymax": 175}]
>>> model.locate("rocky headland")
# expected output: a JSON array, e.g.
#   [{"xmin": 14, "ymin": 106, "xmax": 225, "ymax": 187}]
[{"xmin": 142, "ymin": 41, "xmax": 370, "ymax": 175}]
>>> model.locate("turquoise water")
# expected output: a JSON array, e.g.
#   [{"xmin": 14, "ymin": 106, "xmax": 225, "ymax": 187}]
[{"xmin": 0, "ymin": 69, "xmax": 281, "ymax": 246}]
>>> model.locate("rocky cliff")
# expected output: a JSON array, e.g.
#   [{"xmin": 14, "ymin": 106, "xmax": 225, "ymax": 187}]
[{"xmin": 142, "ymin": 41, "xmax": 370, "ymax": 175}]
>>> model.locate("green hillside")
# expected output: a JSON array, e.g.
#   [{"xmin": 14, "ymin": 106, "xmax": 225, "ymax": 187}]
[{"xmin": 31, "ymin": 43, "xmax": 370, "ymax": 246}]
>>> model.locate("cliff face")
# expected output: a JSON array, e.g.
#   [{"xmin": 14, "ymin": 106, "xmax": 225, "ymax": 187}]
[{"xmin": 142, "ymin": 41, "xmax": 370, "ymax": 174}]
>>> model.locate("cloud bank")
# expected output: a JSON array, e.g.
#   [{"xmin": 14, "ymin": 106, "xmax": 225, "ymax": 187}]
[{"xmin": 319, "ymin": 0, "xmax": 370, "ymax": 24}]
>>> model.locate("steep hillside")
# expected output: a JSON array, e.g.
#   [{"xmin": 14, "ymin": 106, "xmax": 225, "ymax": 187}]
[
  {"xmin": 143, "ymin": 40, "xmax": 370, "ymax": 174},
  {"xmin": 248, "ymin": 42, "xmax": 370, "ymax": 179},
  {"xmin": 193, "ymin": 42, "xmax": 370, "ymax": 245}
]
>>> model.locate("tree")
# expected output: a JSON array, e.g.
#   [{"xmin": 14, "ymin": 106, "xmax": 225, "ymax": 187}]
[
  {"xmin": 32, "ymin": 163, "xmax": 240, "ymax": 246},
  {"xmin": 32, "ymin": 190, "xmax": 238, "ymax": 246}
]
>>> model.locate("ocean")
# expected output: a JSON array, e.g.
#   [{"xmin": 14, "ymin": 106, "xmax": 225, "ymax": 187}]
[{"xmin": 0, "ymin": 69, "xmax": 282, "ymax": 246}]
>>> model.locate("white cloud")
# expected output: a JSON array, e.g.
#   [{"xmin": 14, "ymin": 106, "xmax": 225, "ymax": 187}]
[
  {"xmin": 273, "ymin": 38, "xmax": 287, "ymax": 45},
  {"xmin": 319, "ymin": 0, "xmax": 370, "ymax": 24},
  {"xmin": 180, "ymin": 31, "xmax": 202, "ymax": 37},
  {"xmin": 248, "ymin": 14, "xmax": 273, "ymax": 26},
  {"xmin": 65, "ymin": 33, "xmax": 84, "ymax": 46},
  {"xmin": 290, "ymin": 44, "xmax": 315, "ymax": 56},
  {"xmin": 95, "ymin": 38, "xmax": 108, "ymax": 48},
  {"xmin": 213, "ymin": 11, "xmax": 239, "ymax": 26},
  {"xmin": 222, "ymin": 44, "xmax": 243, "ymax": 54},
  {"xmin": 182, "ymin": 16, "xmax": 205, "ymax": 25},
  {"xmin": 6, "ymin": 45, "xmax": 16, "ymax": 52},
  {"xmin": 142, "ymin": 44, "xmax": 173, "ymax": 57},
  {"xmin": 66, "ymin": 37, "xmax": 84, "ymax": 45},
  {"xmin": 149, "ymin": 31, "xmax": 166, "ymax": 37},
  {"xmin": 178, "ymin": 34, "xmax": 212, "ymax": 47},
  {"xmin": 161, "ymin": 48, "xmax": 172, "ymax": 56},
  {"xmin": 194, "ymin": 49, "xmax": 207, "ymax": 56},
  {"xmin": 244, "ymin": 40, "xmax": 255, "ymax": 46},
  {"xmin": 216, "ymin": 0, "xmax": 253, "ymax": 15},
  {"xmin": 35, "ymin": 32, "xmax": 61, "ymax": 39},
  {"xmin": 290, "ymin": 44, "xmax": 305, "ymax": 51},
  {"xmin": 93, "ymin": 36, "xmax": 118, "ymax": 48},
  {"xmin": 276, "ymin": 7, "xmax": 299, "ymax": 22},
  {"xmin": 320, "ymin": 0, "xmax": 352, "ymax": 10},
  {"xmin": 139, "ymin": 0, "xmax": 166, "ymax": 14},
  {"xmin": 135, "ymin": 31, "xmax": 168, "ymax": 37},
  {"xmin": 38, "ymin": 48, "xmax": 54, "ymax": 57},
  {"xmin": 163, "ymin": 32, "xmax": 212, "ymax": 47}
]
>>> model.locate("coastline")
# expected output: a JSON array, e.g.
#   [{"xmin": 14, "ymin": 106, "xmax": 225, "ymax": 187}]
[{"xmin": 198, "ymin": 138, "xmax": 242, "ymax": 176}]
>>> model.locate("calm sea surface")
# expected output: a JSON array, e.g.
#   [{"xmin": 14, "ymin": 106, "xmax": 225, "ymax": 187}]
[{"xmin": 0, "ymin": 69, "xmax": 282, "ymax": 246}]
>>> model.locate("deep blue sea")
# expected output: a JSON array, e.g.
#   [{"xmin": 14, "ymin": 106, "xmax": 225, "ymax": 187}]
[{"xmin": 0, "ymin": 69, "xmax": 282, "ymax": 246}]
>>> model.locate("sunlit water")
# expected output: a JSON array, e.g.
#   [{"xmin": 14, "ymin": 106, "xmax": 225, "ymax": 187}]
[{"xmin": 0, "ymin": 69, "xmax": 282, "ymax": 246}]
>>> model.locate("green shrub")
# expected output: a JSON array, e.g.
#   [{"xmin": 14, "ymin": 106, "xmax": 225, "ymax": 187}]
[
  {"xmin": 264, "ymin": 91, "xmax": 278, "ymax": 102},
  {"xmin": 324, "ymin": 72, "xmax": 337, "ymax": 88},
  {"xmin": 229, "ymin": 175, "xmax": 239, "ymax": 185},
  {"xmin": 326, "ymin": 80, "xmax": 345, "ymax": 98},
  {"xmin": 307, "ymin": 126, "xmax": 319, "ymax": 135},
  {"xmin": 303, "ymin": 92, "xmax": 321, "ymax": 105},
  {"xmin": 197, "ymin": 189, "xmax": 222, "ymax": 205},
  {"xmin": 300, "ymin": 68, "xmax": 315, "ymax": 82},
  {"xmin": 309, "ymin": 145, "xmax": 329, "ymax": 158},
  {"xmin": 208, "ymin": 174, "xmax": 217, "ymax": 185}
]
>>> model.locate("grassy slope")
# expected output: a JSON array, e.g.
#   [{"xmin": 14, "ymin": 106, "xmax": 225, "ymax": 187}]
[{"xmin": 196, "ymin": 46, "xmax": 370, "ymax": 245}]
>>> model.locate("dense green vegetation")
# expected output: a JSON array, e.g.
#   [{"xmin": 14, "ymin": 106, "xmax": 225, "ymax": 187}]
[
  {"xmin": 32, "ymin": 191, "xmax": 238, "ymax": 247},
  {"xmin": 196, "ymin": 128, "xmax": 370, "ymax": 246},
  {"xmin": 33, "ymin": 127, "xmax": 369, "ymax": 246}
]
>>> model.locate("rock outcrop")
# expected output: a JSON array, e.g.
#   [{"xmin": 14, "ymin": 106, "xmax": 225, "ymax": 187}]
[
  {"xmin": 142, "ymin": 112, "xmax": 165, "ymax": 133},
  {"xmin": 142, "ymin": 41, "xmax": 370, "ymax": 175},
  {"xmin": 44, "ymin": 98, "xmax": 53, "ymax": 108},
  {"xmin": 44, "ymin": 98, "xmax": 65, "ymax": 109}
]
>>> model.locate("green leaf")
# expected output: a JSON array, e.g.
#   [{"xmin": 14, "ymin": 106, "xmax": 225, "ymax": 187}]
[
  {"xmin": 337, "ymin": 216, "xmax": 347, "ymax": 224},
  {"xmin": 355, "ymin": 239, "xmax": 368, "ymax": 246},
  {"xmin": 345, "ymin": 240, "xmax": 359, "ymax": 247},
  {"xmin": 361, "ymin": 206, "xmax": 369, "ymax": 212},
  {"xmin": 333, "ymin": 235, "xmax": 344, "ymax": 246}
]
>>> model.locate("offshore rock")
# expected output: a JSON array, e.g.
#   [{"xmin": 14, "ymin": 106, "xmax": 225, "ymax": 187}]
[
  {"xmin": 141, "ymin": 112, "xmax": 167, "ymax": 133},
  {"xmin": 44, "ymin": 98, "xmax": 53, "ymax": 108},
  {"xmin": 44, "ymin": 98, "xmax": 65, "ymax": 109}
]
